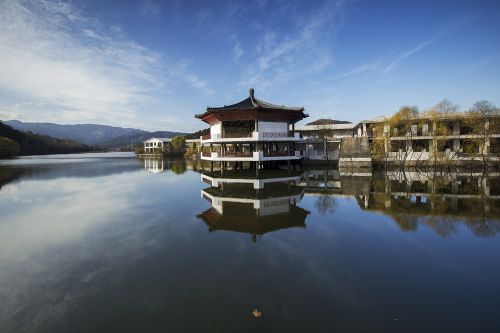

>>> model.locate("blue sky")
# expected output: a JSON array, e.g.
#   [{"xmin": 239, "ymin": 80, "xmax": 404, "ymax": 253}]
[{"xmin": 0, "ymin": 0, "xmax": 499, "ymax": 132}]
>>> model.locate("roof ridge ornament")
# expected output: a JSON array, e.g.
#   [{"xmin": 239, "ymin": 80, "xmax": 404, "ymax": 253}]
[{"xmin": 249, "ymin": 87, "xmax": 258, "ymax": 107}]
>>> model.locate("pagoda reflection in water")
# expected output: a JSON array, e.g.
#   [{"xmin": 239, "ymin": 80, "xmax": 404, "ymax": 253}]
[{"xmin": 197, "ymin": 169, "xmax": 310, "ymax": 243}]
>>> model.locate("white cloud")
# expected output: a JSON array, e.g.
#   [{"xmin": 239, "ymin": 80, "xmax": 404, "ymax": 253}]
[
  {"xmin": 0, "ymin": 0, "xmax": 208, "ymax": 130},
  {"xmin": 233, "ymin": 42, "xmax": 243, "ymax": 60}
]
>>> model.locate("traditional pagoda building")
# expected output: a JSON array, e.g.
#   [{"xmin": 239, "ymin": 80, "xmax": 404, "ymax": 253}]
[{"xmin": 195, "ymin": 89, "xmax": 308, "ymax": 170}]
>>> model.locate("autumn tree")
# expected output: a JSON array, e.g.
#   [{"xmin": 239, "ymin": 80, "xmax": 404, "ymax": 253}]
[
  {"xmin": 387, "ymin": 106, "xmax": 420, "ymax": 170},
  {"xmin": 184, "ymin": 141, "xmax": 198, "ymax": 158},
  {"xmin": 464, "ymin": 100, "xmax": 499, "ymax": 171},
  {"xmin": 426, "ymin": 99, "xmax": 459, "ymax": 169}
]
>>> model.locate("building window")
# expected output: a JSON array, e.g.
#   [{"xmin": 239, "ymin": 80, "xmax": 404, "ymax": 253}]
[
  {"xmin": 411, "ymin": 125, "xmax": 417, "ymax": 135},
  {"xmin": 422, "ymin": 124, "xmax": 428, "ymax": 135}
]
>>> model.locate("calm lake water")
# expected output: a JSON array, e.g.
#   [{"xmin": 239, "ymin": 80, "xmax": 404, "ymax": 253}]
[{"xmin": 0, "ymin": 153, "xmax": 499, "ymax": 333}]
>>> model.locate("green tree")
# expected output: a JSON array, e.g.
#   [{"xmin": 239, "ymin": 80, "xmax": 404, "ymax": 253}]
[
  {"xmin": 0, "ymin": 137, "xmax": 20, "ymax": 158},
  {"xmin": 171, "ymin": 136, "xmax": 186, "ymax": 155},
  {"xmin": 135, "ymin": 143, "xmax": 145, "ymax": 155}
]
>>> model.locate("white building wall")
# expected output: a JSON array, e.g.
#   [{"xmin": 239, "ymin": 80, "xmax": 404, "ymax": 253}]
[
  {"xmin": 258, "ymin": 121, "xmax": 288, "ymax": 133},
  {"xmin": 210, "ymin": 122, "xmax": 222, "ymax": 138}
]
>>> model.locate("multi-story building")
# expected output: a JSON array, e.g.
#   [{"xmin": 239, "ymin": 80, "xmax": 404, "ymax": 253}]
[
  {"xmin": 295, "ymin": 119, "xmax": 356, "ymax": 161},
  {"xmin": 355, "ymin": 112, "xmax": 500, "ymax": 166},
  {"xmin": 143, "ymin": 138, "xmax": 172, "ymax": 154},
  {"xmin": 143, "ymin": 138, "xmax": 200, "ymax": 154},
  {"xmin": 196, "ymin": 89, "xmax": 308, "ymax": 170}
]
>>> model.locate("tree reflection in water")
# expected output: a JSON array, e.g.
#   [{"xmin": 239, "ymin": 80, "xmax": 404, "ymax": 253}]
[
  {"xmin": 359, "ymin": 171, "xmax": 500, "ymax": 237},
  {"xmin": 314, "ymin": 194, "xmax": 338, "ymax": 215}
]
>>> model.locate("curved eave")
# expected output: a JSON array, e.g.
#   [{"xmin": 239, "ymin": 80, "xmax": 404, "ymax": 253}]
[{"xmin": 195, "ymin": 108, "xmax": 308, "ymax": 124}]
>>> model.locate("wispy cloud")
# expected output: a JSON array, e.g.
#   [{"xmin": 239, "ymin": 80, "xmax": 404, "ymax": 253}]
[
  {"xmin": 233, "ymin": 42, "xmax": 243, "ymax": 60},
  {"xmin": 333, "ymin": 62, "xmax": 381, "ymax": 80},
  {"xmin": 464, "ymin": 53, "xmax": 500, "ymax": 72},
  {"xmin": 384, "ymin": 38, "xmax": 435, "ymax": 73},
  {"xmin": 384, "ymin": 16, "xmax": 475, "ymax": 73},
  {"xmin": 0, "ymin": 0, "xmax": 207, "ymax": 130},
  {"xmin": 140, "ymin": 0, "xmax": 162, "ymax": 16},
  {"xmin": 240, "ymin": 0, "xmax": 346, "ymax": 89}
]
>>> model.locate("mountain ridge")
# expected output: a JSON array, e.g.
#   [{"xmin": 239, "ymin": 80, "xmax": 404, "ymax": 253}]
[{"xmin": 4, "ymin": 120, "xmax": 186, "ymax": 147}]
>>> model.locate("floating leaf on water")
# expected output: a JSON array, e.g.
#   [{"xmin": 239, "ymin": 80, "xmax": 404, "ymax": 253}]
[{"xmin": 252, "ymin": 308, "xmax": 263, "ymax": 318}]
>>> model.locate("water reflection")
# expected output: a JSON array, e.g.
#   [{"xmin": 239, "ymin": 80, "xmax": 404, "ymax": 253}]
[
  {"xmin": 187, "ymin": 165, "xmax": 500, "ymax": 239},
  {"xmin": 363, "ymin": 171, "xmax": 500, "ymax": 237},
  {"xmin": 144, "ymin": 158, "xmax": 164, "ymax": 173},
  {"xmin": 0, "ymin": 155, "xmax": 499, "ymax": 332},
  {"xmin": 142, "ymin": 157, "xmax": 191, "ymax": 174},
  {"xmin": 300, "ymin": 169, "xmax": 500, "ymax": 237},
  {"xmin": 0, "ymin": 152, "xmax": 141, "ymax": 190},
  {"xmin": 197, "ymin": 170, "xmax": 309, "ymax": 243}
]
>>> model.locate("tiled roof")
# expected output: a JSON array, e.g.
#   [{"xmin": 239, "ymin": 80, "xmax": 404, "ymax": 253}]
[
  {"xmin": 296, "ymin": 123, "xmax": 356, "ymax": 131},
  {"xmin": 306, "ymin": 118, "xmax": 352, "ymax": 126},
  {"xmin": 195, "ymin": 88, "xmax": 305, "ymax": 118}
]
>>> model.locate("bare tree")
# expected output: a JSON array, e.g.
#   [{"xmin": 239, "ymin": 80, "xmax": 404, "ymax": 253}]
[
  {"xmin": 387, "ymin": 106, "xmax": 420, "ymax": 171},
  {"xmin": 314, "ymin": 122, "xmax": 333, "ymax": 160},
  {"xmin": 464, "ymin": 100, "xmax": 499, "ymax": 172},
  {"xmin": 314, "ymin": 193, "xmax": 338, "ymax": 215},
  {"xmin": 426, "ymin": 99, "xmax": 459, "ymax": 171}
]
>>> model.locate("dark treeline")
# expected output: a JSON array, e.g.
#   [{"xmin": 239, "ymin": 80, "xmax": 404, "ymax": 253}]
[
  {"xmin": 184, "ymin": 128, "xmax": 209, "ymax": 139},
  {"xmin": 0, "ymin": 121, "xmax": 97, "ymax": 156}
]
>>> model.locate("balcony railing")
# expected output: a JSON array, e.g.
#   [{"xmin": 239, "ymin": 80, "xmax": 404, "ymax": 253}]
[
  {"xmin": 221, "ymin": 152, "xmax": 253, "ymax": 157},
  {"xmin": 217, "ymin": 132, "xmax": 253, "ymax": 139},
  {"xmin": 202, "ymin": 131, "xmax": 301, "ymax": 141},
  {"xmin": 263, "ymin": 150, "xmax": 295, "ymax": 157},
  {"xmin": 262, "ymin": 132, "xmax": 293, "ymax": 139}
]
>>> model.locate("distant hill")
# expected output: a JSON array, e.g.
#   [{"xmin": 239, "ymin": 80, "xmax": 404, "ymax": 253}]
[
  {"xmin": 99, "ymin": 131, "xmax": 188, "ymax": 148},
  {"xmin": 4, "ymin": 120, "xmax": 186, "ymax": 148},
  {"xmin": 0, "ymin": 122, "xmax": 95, "ymax": 156}
]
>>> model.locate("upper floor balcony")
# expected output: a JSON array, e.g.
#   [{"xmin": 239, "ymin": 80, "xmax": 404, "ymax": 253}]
[
  {"xmin": 201, "ymin": 150, "xmax": 303, "ymax": 162},
  {"xmin": 200, "ymin": 131, "xmax": 302, "ymax": 143}
]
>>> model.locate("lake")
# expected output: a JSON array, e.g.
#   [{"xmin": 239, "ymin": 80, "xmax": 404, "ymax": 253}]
[{"xmin": 0, "ymin": 153, "xmax": 499, "ymax": 333}]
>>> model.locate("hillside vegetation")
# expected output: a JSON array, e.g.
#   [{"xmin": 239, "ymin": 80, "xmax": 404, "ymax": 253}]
[
  {"xmin": 0, "ymin": 137, "xmax": 20, "ymax": 158},
  {"xmin": 0, "ymin": 122, "xmax": 95, "ymax": 156}
]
